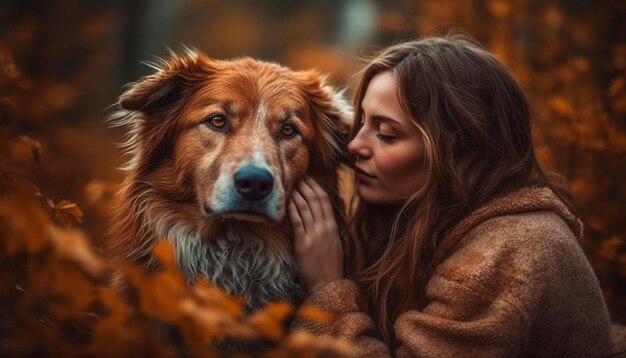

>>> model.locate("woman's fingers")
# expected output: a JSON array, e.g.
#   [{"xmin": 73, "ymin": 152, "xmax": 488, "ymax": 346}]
[
  {"xmin": 291, "ymin": 187, "xmax": 320, "ymax": 231},
  {"xmin": 290, "ymin": 176, "xmax": 336, "ymax": 237},
  {"xmin": 288, "ymin": 176, "xmax": 344, "ymax": 292},
  {"xmin": 298, "ymin": 177, "xmax": 335, "ymax": 225},
  {"xmin": 287, "ymin": 199, "xmax": 305, "ymax": 238},
  {"xmin": 304, "ymin": 177, "xmax": 334, "ymax": 224}
]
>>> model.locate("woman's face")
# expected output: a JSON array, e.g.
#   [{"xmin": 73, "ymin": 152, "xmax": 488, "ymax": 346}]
[{"xmin": 347, "ymin": 71, "xmax": 425, "ymax": 204}]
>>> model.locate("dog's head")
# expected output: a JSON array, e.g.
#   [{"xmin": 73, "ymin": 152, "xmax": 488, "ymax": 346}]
[{"xmin": 116, "ymin": 51, "xmax": 351, "ymax": 224}]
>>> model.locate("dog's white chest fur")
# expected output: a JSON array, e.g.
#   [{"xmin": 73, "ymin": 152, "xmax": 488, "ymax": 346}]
[{"xmin": 169, "ymin": 222, "xmax": 303, "ymax": 310}]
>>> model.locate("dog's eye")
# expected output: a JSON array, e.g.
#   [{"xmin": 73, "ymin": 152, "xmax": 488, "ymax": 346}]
[
  {"xmin": 206, "ymin": 114, "xmax": 229, "ymax": 132},
  {"xmin": 280, "ymin": 124, "xmax": 298, "ymax": 139}
]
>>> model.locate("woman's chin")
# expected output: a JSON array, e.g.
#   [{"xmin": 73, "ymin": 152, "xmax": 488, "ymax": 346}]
[
  {"xmin": 357, "ymin": 184, "xmax": 410, "ymax": 206},
  {"xmin": 356, "ymin": 184, "xmax": 386, "ymax": 204}
]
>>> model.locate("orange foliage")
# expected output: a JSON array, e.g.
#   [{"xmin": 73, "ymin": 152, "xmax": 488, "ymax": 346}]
[{"xmin": 0, "ymin": 142, "xmax": 351, "ymax": 356}]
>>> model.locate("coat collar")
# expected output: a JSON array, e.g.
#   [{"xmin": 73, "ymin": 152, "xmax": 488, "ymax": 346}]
[{"xmin": 446, "ymin": 186, "xmax": 583, "ymax": 245}]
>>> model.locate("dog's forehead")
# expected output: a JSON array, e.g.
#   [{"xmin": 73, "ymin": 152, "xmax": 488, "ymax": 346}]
[
  {"xmin": 194, "ymin": 60, "xmax": 309, "ymax": 116},
  {"xmin": 219, "ymin": 60, "xmax": 305, "ymax": 99}
]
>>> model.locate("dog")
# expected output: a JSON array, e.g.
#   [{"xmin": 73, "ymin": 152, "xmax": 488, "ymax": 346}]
[{"xmin": 108, "ymin": 50, "xmax": 351, "ymax": 311}]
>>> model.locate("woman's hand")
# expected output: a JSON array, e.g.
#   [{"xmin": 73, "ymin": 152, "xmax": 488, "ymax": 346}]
[{"xmin": 288, "ymin": 177, "xmax": 344, "ymax": 293}]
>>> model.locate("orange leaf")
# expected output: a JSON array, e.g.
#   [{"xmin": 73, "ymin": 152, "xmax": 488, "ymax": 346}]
[
  {"xmin": 296, "ymin": 304, "xmax": 332, "ymax": 323},
  {"xmin": 152, "ymin": 241, "xmax": 176, "ymax": 269},
  {"xmin": 488, "ymin": 0, "xmax": 510, "ymax": 19},
  {"xmin": 246, "ymin": 301, "xmax": 293, "ymax": 341},
  {"xmin": 18, "ymin": 135, "xmax": 41, "ymax": 164},
  {"xmin": 193, "ymin": 278, "xmax": 244, "ymax": 317},
  {"xmin": 123, "ymin": 265, "xmax": 186, "ymax": 322},
  {"xmin": 49, "ymin": 226, "xmax": 105, "ymax": 278},
  {"xmin": 52, "ymin": 199, "xmax": 83, "ymax": 228},
  {"xmin": 84, "ymin": 180, "xmax": 114, "ymax": 205},
  {"xmin": 598, "ymin": 236, "xmax": 623, "ymax": 261},
  {"xmin": 549, "ymin": 96, "xmax": 573, "ymax": 116}
]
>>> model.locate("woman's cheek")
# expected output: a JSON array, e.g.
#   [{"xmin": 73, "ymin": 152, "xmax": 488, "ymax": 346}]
[{"xmin": 378, "ymin": 145, "xmax": 425, "ymax": 193}]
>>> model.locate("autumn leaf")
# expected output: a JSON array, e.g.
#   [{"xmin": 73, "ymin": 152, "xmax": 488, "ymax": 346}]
[
  {"xmin": 193, "ymin": 277, "xmax": 245, "ymax": 317},
  {"xmin": 98, "ymin": 287, "xmax": 133, "ymax": 322},
  {"xmin": 488, "ymin": 0, "xmax": 510, "ymax": 19},
  {"xmin": 29, "ymin": 258, "xmax": 96, "ymax": 320},
  {"xmin": 246, "ymin": 301, "xmax": 293, "ymax": 341},
  {"xmin": 296, "ymin": 304, "xmax": 332, "ymax": 323},
  {"xmin": 0, "ymin": 183, "xmax": 52, "ymax": 256},
  {"xmin": 549, "ymin": 96, "xmax": 573, "ymax": 116},
  {"xmin": 152, "ymin": 240, "xmax": 177, "ymax": 269},
  {"xmin": 84, "ymin": 179, "xmax": 114, "ymax": 205},
  {"xmin": 123, "ymin": 264, "xmax": 186, "ymax": 322},
  {"xmin": 0, "ymin": 165, "xmax": 18, "ymax": 195},
  {"xmin": 51, "ymin": 199, "xmax": 84, "ymax": 228},
  {"xmin": 48, "ymin": 226, "xmax": 106, "ymax": 279},
  {"xmin": 18, "ymin": 135, "xmax": 41, "ymax": 164},
  {"xmin": 598, "ymin": 236, "xmax": 623, "ymax": 261}
]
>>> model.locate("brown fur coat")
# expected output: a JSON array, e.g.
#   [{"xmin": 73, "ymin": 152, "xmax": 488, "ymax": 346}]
[{"xmin": 293, "ymin": 187, "xmax": 616, "ymax": 357}]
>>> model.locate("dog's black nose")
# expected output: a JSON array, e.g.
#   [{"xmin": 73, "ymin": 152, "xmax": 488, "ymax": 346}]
[{"xmin": 234, "ymin": 166, "xmax": 274, "ymax": 201}]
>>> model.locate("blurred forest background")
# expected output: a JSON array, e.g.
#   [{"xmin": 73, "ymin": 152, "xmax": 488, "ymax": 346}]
[{"xmin": 1, "ymin": 0, "xmax": 626, "ymax": 355}]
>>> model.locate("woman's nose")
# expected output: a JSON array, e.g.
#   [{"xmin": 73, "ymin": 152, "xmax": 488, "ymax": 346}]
[{"xmin": 347, "ymin": 130, "xmax": 372, "ymax": 158}]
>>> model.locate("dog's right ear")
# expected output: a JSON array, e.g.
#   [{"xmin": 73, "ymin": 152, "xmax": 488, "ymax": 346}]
[
  {"xmin": 119, "ymin": 74, "xmax": 184, "ymax": 112},
  {"xmin": 119, "ymin": 53, "xmax": 214, "ymax": 112}
]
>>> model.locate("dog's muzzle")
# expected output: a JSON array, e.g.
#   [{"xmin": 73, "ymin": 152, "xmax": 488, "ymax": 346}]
[
  {"xmin": 207, "ymin": 163, "xmax": 281, "ymax": 222},
  {"xmin": 234, "ymin": 165, "xmax": 273, "ymax": 201}
]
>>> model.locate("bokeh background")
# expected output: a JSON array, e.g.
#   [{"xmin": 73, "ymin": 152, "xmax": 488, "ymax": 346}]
[{"xmin": 2, "ymin": 0, "xmax": 625, "ymax": 325}]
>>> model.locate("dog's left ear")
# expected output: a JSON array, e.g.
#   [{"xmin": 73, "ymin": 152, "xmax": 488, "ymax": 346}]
[{"xmin": 294, "ymin": 70, "xmax": 353, "ymax": 168}]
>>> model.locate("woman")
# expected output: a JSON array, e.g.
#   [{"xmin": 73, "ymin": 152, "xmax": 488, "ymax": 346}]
[{"xmin": 287, "ymin": 35, "xmax": 613, "ymax": 357}]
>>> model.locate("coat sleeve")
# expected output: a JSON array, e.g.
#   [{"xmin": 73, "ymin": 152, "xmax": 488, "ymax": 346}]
[
  {"xmin": 393, "ymin": 274, "xmax": 529, "ymax": 357},
  {"xmin": 291, "ymin": 279, "xmax": 391, "ymax": 357},
  {"xmin": 291, "ymin": 271, "xmax": 529, "ymax": 357}
]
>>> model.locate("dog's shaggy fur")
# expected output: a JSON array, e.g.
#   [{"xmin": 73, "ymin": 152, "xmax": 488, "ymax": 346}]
[{"xmin": 108, "ymin": 50, "xmax": 351, "ymax": 310}]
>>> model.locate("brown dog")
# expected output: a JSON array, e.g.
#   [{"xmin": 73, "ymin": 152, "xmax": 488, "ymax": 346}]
[{"xmin": 108, "ymin": 50, "xmax": 351, "ymax": 310}]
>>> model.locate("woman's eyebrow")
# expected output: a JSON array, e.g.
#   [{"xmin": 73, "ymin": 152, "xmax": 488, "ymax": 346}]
[
  {"xmin": 371, "ymin": 114, "xmax": 402, "ymax": 128},
  {"xmin": 360, "ymin": 106, "xmax": 404, "ymax": 127}
]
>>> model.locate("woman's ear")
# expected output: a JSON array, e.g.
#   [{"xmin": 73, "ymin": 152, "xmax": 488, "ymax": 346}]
[
  {"xmin": 295, "ymin": 69, "xmax": 354, "ymax": 167},
  {"xmin": 119, "ymin": 51, "xmax": 214, "ymax": 113}
]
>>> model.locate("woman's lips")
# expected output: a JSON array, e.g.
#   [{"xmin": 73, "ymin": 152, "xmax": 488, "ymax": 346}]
[{"xmin": 355, "ymin": 167, "xmax": 376, "ymax": 181}]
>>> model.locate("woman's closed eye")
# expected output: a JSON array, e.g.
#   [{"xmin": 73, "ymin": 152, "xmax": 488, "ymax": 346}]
[{"xmin": 376, "ymin": 132, "xmax": 397, "ymax": 142}]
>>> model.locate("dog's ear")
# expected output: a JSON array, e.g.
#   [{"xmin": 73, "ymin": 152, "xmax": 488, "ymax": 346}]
[
  {"xmin": 119, "ymin": 74, "xmax": 185, "ymax": 112},
  {"xmin": 294, "ymin": 70, "xmax": 353, "ymax": 168},
  {"xmin": 294, "ymin": 70, "xmax": 352, "ymax": 236},
  {"xmin": 116, "ymin": 52, "xmax": 216, "ymax": 174},
  {"xmin": 119, "ymin": 53, "xmax": 214, "ymax": 112}
]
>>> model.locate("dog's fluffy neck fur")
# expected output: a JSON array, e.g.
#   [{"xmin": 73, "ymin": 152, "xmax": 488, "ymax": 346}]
[
  {"xmin": 172, "ymin": 221, "xmax": 303, "ymax": 310},
  {"xmin": 111, "ymin": 180, "xmax": 303, "ymax": 311}
]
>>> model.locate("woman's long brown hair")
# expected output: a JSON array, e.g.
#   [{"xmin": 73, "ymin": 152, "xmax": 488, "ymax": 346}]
[{"xmin": 346, "ymin": 34, "xmax": 577, "ymax": 348}]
